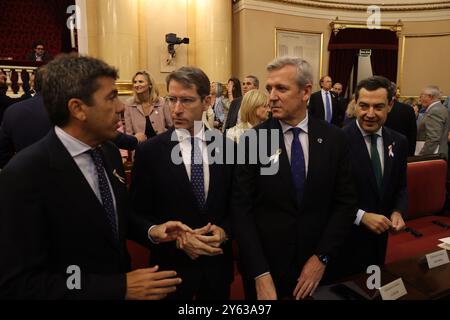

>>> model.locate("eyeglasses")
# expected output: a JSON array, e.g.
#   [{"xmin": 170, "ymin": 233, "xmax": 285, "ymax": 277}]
[
  {"xmin": 36, "ymin": 47, "xmax": 44, "ymax": 50},
  {"xmin": 166, "ymin": 95, "xmax": 202, "ymax": 107}
]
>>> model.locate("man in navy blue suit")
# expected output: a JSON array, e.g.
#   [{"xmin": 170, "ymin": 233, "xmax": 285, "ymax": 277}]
[
  {"xmin": 130, "ymin": 66, "xmax": 234, "ymax": 300},
  {"xmin": 327, "ymin": 76, "xmax": 407, "ymax": 280}
]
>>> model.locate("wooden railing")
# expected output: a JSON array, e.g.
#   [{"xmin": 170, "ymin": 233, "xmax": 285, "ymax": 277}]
[{"xmin": 0, "ymin": 60, "xmax": 44, "ymax": 97}]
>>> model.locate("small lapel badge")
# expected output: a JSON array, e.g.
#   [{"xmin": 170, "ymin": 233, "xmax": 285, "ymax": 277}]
[
  {"xmin": 113, "ymin": 169, "xmax": 126, "ymax": 184},
  {"xmin": 388, "ymin": 143, "xmax": 395, "ymax": 158},
  {"xmin": 269, "ymin": 148, "xmax": 282, "ymax": 163},
  {"xmin": 317, "ymin": 138, "xmax": 323, "ymax": 144}
]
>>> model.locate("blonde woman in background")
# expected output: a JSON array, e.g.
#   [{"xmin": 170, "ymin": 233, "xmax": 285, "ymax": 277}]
[
  {"xmin": 226, "ymin": 89, "xmax": 269, "ymax": 142},
  {"xmin": 124, "ymin": 71, "xmax": 173, "ymax": 139}
]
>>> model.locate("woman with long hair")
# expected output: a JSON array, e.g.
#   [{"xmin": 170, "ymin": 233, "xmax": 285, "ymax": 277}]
[
  {"xmin": 226, "ymin": 89, "xmax": 269, "ymax": 142},
  {"xmin": 124, "ymin": 71, "xmax": 173, "ymax": 139}
]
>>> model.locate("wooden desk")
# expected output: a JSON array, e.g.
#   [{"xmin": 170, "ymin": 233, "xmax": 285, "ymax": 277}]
[{"xmin": 384, "ymin": 250, "xmax": 450, "ymax": 300}]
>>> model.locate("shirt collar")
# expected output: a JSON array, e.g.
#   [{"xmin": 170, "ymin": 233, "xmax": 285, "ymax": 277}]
[
  {"xmin": 279, "ymin": 114, "xmax": 309, "ymax": 135},
  {"xmin": 175, "ymin": 124, "xmax": 207, "ymax": 142},
  {"xmin": 356, "ymin": 119, "xmax": 383, "ymax": 138},
  {"xmin": 54, "ymin": 126, "xmax": 94, "ymax": 157},
  {"xmin": 321, "ymin": 89, "xmax": 330, "ymax": 95}
]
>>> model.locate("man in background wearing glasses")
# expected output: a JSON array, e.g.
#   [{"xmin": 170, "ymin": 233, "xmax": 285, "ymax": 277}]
[
  {"xmin": 130, "ymin": 66, "xmax": 234, "ymax": 299},
  {"xmin": 26, "ymin": 41, "xmax": 53, "ymax": 63}
]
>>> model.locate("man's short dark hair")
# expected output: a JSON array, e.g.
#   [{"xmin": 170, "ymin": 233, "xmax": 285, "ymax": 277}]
[
  {"xmin": 355, "ymin": 76, "xmax": 393, "ymax": 102},
  {"xmin": 245, "ymin": 75, "xmax": 259, "ymax": 89},
  {"xmin": 166, "ymin": 66, "xmax": 210, "ymax": 98},
  {"xmin": 32, "ymin": 41, "xmax": 45, "ymax": 49},
  {"xmin": 42, "ymin": 54, "xmax": 118, "ymax": 127}
]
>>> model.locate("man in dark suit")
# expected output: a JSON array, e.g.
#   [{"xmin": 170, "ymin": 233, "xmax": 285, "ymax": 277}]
[
  {"xmin": 0, "ymin": 68, "xmax": 51, "ymax": 168},
  {"xmin": 332, "ymin": 82, "xmax": 348, "ymax": 116},
  {"xmin": 25, "ymin": 41, "xmax": 53, "ymax": 63},
  {"xmin": 130, "ymin": 67, "xmax": 234, "ymax": 300},
  {"xmin": 224, "ymin": 75, "xmax": 259, "ymax": 130},
  {"xmin": 232, "ymin": 57, "xmax": 357, "ymax": 300},
  {"xmin": 384, "ymin": 82, "xmax": 417, "ymax": 156},
  {"xmin": 308, "ymin": 75, "xmax": 343, "ymax": 127},
  {"xmin": 0, "ymin": 54, "xmax": 189, "ymax": 299},
  {"xmin": 328, "ymin": 76, "xmax": 407, "ymax": 279}
]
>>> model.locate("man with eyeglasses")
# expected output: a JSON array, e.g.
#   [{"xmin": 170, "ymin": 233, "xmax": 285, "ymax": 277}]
[
  {"xmin": 224, "ymin": 75, "xmax": 259, "ymax": 130},
  {"xmin": 417, "ymin": 85, "xmax": 449, "ymax": 158},
  {"xmin": 26, "ymin": 41, "xmax": 53, "ymax": 63},
  {"xmin": 130, "ymin": 66, "xmax": 234, "ymax": 299}
]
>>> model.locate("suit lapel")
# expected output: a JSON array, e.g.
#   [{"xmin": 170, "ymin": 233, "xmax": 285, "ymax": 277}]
[
  {"xmin": 381, "ymin": 127, "xmax": 394, "ymax": 199},
  {"xmin": 47, "ymin": 130, "xmax": 121, "ymax": 251}
]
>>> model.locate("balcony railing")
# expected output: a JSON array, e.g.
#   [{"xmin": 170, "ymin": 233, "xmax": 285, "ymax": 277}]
[{"xmin": 0, "ymin": 60, "xmax": 45, "ymax": 97}]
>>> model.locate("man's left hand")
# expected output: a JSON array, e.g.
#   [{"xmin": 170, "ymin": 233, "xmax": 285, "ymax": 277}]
[
  {"xmin": 293, "ymin": 255, "xmax": 325, "ymax": 300},
  {"xmin": 194, "ymin": 224, "xmax": 227, "ymax": 248}
]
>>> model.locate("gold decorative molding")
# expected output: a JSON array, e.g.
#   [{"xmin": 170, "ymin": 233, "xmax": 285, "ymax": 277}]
[
  {"xmin": 268, "ymin": 0, "xmax": 450, "ymax": 11},
  {"xmin": 329, "ymin": 18, "xmax": 403, "ymax": 37}
]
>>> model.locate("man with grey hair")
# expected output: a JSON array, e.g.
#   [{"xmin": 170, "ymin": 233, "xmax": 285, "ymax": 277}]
[
  {"xmin": 0, "ymin": 54, "xmax": 189, "ymax": 299},
  {"xmin": 232, "ymin": 56, "xmax": 356, "ymax": 300},
  {"xmin": 417, "ymin": 85, "xmax": 449, "ymax": 158}
]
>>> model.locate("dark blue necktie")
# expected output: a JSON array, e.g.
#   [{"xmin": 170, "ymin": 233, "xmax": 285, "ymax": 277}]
[
  {"xmin": 190, "ymin": 137, "xmax": 205, "ymax": 209},
  {"xmin": 88, "ymin": 147, "xmax": 119, "ymax": 242},
  {"xmin": 290, "ymin": 127, "xmax": 306, "ymax": 204},
  {"xmin": 325, "ymin": 91, "xmax": 332, "ymax": 123}
]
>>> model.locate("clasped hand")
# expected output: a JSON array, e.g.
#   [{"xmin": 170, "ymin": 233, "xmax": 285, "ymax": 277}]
[{"xmin": 176, "ymin": 223, "xmax": 226, "ymax": 260}]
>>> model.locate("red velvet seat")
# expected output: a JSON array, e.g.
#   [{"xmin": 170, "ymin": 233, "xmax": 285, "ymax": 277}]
[{"xmin": 386, "ymin": 159, "xmax": 450, "ymax": 264}]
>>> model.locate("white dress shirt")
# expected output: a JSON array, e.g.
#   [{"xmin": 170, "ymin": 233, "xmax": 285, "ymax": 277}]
[
  {"xmin": 54, "ymin": 126, "xmax": 118, "ymax": 221},
  {"xmin": 354, "ymin": 121, "xmax": 384, "ymax": 225},
  {"xmin": 321, "ymin": 89, "xmax": 333, "ymax": 120}
]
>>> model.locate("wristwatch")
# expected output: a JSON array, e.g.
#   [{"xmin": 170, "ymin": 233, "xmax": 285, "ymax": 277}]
[{"xmin": 317, "ymin": 254, "xmax": 330, "ymax": 266}]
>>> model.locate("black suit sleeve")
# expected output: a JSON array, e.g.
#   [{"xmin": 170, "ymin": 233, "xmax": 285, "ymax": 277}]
[
  {"xmin": 406, "ymin": 106, "xmax": 417, "ymax": 157},
  {"xmin": 231, "ymin": 141, "xmax": 270, "ymax": 278},
  {"xmin": 0, "ymin": 125, "xmax": 14, "ymax": 168},
  {"xmin": 112, "ymin": 131, "xmax": 138, "ymax": 151},
  {"xmin": 315, "ymin": 132, "xmax": 357, "ymax": 258},
  {"xmin": 393, "ymin": 136, "xmax": 408, "ymax": 217},
  {"xmin": 0, "ymin": 166, "xmax": 126, "ymax": 299}
]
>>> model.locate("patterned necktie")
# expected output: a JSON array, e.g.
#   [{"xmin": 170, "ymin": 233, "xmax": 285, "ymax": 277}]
[
  {"xmin": 370, "ymin": 134, "xmax": 383, "ymax": 190},
  {"xmin": 88, "ymin": 147, "xmax": 119, "ymax": 242},
  {"xmin": 190, "ymin": 137, "xmax": 205, "ymax": 209},
  {"xmin": 290, "ymin": 128, "xmax": 306, "ymax": 204},
  {"xmin": 325, "ymin": 91, "xmax": 332, "ymax": 123}
]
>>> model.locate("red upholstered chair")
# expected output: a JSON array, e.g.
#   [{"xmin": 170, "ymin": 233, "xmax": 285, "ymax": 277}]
[{"xmin": 386, "ymin": 159, "xmax": 450, "ymax": 263}]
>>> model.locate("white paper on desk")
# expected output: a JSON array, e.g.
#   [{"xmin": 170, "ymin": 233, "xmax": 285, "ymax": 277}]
[
  {"xmin": 438, "ymin": 243, "xmax": 450, "ymax": 250},
  {"xmin": 438, "ymin": 237, "xmax": 450, "ymax": 245},
  {"xmin": 426, "ymin": 249, "xmax": 450, "ymax": 269},
  {"xmin": 379, "ymin": 278, "xmax": 407, "ymax": 300}
]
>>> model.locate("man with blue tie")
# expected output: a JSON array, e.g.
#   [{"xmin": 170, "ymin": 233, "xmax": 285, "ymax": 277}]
[
  {"xmin": 327, "ymin": 76, "xmax": 407, "ymax": 280},
  {"xmin": 130, "ymin": 67, "xmax": 234, "ymax": 299},
  {"xmin": 0, "ymin": 54, "xmax": 188, "ymax": 299},
  {"xmin": 232, "ymin": 57, "xmax": 357, "ymax": 300},
  {"xmin": 308, "ymin": 75, "xmax": 344, "ymax": 127}
]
